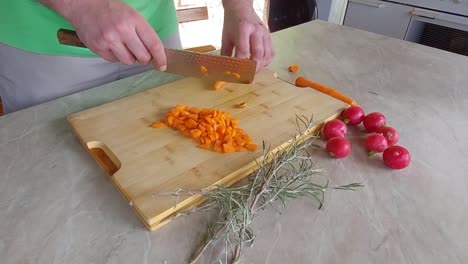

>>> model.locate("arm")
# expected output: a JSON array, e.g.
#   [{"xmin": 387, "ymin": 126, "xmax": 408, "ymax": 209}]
[
  {"xmin": 221, "ymin": 0, "xmax": 275, "ymax": 71},
  {"xmin": 38, "ymin": 0, "xmax": 167, "ymax": 71}
]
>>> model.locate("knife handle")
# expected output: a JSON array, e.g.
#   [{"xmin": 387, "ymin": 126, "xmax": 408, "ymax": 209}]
[
  {"xmin": 57, "ymin": 29, "xmax": 86, "ymax": 48},
  {"xmin": 295, "ymin": 76, "xmax": 358, "ymax": 106}
]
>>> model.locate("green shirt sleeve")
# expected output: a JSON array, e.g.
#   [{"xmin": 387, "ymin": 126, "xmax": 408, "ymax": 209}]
[{"xmin": 0, "ymin": 0, "xmax": 179, "ymax": 57}]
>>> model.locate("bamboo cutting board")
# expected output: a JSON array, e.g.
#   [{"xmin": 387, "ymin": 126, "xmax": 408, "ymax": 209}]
[{"xmin": 67, "ymin": 69, "xmax": 349, "ymax": 230}]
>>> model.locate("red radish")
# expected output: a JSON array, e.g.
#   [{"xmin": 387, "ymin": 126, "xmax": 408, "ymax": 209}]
[
  {"xmin": 322, "ymin": 119, "xmax": 347, "ymax": 140},
  {"xmin": 363, "ymin": 112, "xmax": 386, "ymax": 133},
  {"xmin": 326, "ymin": 137, "xmax": 351, "ymax": 158},
  {"xmin": 341, "ymin": 106, "xmax": 365, "ymax": 126},
  {"xmin": 365, "ymin": 133, "xmax": 388, "ymax": 155},
  {"xmin": 383, "ymin": 145, "xmax": 411, "ymax": 169},
  {"xmin": 379, "ymin": 126, "xmax": 399, "ymax": 146}
]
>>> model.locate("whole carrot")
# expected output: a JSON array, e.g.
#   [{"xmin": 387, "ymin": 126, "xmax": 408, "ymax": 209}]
[{"xmin": 295, "ymin": 76, "xmax": 357, "ymax": 106}]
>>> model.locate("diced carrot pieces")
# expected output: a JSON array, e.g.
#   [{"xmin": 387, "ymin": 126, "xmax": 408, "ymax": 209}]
[
  {"xmin": 173, "ymin": 118, "xmax": 184, "ymax": 126},
  {"xmin": 200, "ymin": 66, "xmax": 208, "ymax": 74},
  {"xmin": 223, "ymin": 143, "xmax": 236, "ymax": 153},
  {"xmin": 235, "ymin": 146, "xmax": 247, "ymax": 152},
  {"xmin": 185, "ymin": 119, "xmax": 198, "ymax": 129},
  {"xmin": 166, "ymin": 116, "xmax": 175, "ymax": 126},
  {"xmin": 151, "ymin": 121, "xmax": 166, "ymax": 128},
  {"xmin": 235, "ymin": 137, "xmax": 246, "ymax": 146},
  {"xmin": 225, "ymin": 71, "xmax": 231, "ymax": 75},
  {"xmin": 245, "ymin": 143, "xmax": 258, "ymax": 151},
  {"xmin": 236, "ymin": 102, "xmax": 247, "ymax": 108},
  {"xmin": 232, "ymin": 72, "xmax": 241, "ymax": 79},
  {"xmin": 154, "ymin": 105, "xmax": 257, "ymax": 153},
  {"xmin": 213, "ymin": 141, "xmax": 223, "ymax": 153},
  {"xmin": 213, "ymin": 81, "xmax": 225, "ymax": 90},
  {"xmin": 288, "ymin": 64, "xmax": 299, "ymax": 73},
  {"xmin": 209, "ymin": 134, "xmax": 217, "ymax": 142},
  {"xmin": 217, "ymin": 126, "xmax": 226, "ymax": 135},
  {"xmin": 171, "ymin": 108, "xmax": 182, "ymax": 115},
  {"xmin": 231, "ymin": 119, "xmax": 239, "ymax": 128},
  {"xmin": 187, "ymin": 113, "xmax": 198, "ymax": 120},
  {"xmin": 198, "ymin": 143, "xmax": 211, "ymax": 150},
  {"xmin": 190, "ymin": 129, "xmax": 202, "ymax": 138},
  {"xmin": 188, "ymin": 107, "xmax": 200, "ymax": 114}
]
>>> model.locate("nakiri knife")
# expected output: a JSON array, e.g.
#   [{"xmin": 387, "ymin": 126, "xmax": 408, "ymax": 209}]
[{"xmin": 56, "ymin": 29, "xmax": 257, "ymax": 84}]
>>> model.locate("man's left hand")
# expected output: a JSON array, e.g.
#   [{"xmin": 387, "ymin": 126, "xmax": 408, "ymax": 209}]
[{"xmin": 221, "ymin": 6, "xmax": 275, "ymax": 71}]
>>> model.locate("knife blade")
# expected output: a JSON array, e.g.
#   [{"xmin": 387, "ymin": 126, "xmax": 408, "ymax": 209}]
[{"xmin": 57, "ymin": 29, "xmax": 256, "ymax": 84}]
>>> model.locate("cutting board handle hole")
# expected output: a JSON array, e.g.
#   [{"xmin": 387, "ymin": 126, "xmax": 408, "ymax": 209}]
[{"xmin": 87, "ymin": 141, "xmax": 121, "ymax": 176}]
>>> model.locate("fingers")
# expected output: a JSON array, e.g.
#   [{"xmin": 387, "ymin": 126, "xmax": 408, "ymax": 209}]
[
  {"xmin": 136, "ymin": 21, "xmax": 167, "ymax": 71},
  {"xmin": 99, "ymin": 49, "xmax": 119, "ymax": 63},
  {"xmin": 109, "ymin": 42, "xmax": 136, "ymax": 65},
  {"xmin": 234, "ymin": 26, "xmax": 250, "ymax": 59},
  {"xmin": 221, "ymin": 36, "xmax": 234, "ymax": 57},
  {"xmin": 249, "ymin": 33, "xmax": 264, "ymax": 71},
  {"xmin": 262, "ymin": 33, "xmax": 274, "ymax": 67},
  {"xmin": 124, "ymin": 29, "xmax": 152, "ymax": 65}
]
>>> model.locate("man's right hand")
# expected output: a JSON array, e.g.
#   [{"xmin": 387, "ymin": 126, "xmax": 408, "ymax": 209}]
[{"xmin": 41, "ymin": 0, "xmax": 167, "ymax": 71}]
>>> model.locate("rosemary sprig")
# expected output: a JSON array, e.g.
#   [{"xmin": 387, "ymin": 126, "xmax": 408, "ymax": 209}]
[{"xmin": 160, "ymin": 116, "xmax": 364, "ymax": 263}]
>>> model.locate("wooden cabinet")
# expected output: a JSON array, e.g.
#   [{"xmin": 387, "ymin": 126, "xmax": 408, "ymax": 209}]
[{"xmin": 343, "ymin": 0, "xmax": 413, "ymax": 39}]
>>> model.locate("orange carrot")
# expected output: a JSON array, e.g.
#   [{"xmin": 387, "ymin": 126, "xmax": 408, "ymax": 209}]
[
  {"xmin": 295, "ymin": 76, "xmax": 358, "ymax": 106},
  {"xmin": 151, "ymin": 121, "xmax": 166, "ymax": 128},
  {"xmin": 213, "ymin": 81, "xmax": 225, "ymax": 90},
  {"xmin": 200, "ymin": 66, "xmax": 208, "ymax": 74},
  {"xmin": 288, "ymin": 64, "xmax": 299, "ymax": 73},
  {"xmin": 235, "ymin": 102, "xmax": 247, "ymax": 108},
  {"xmin": 225, "ymin": 71, "xmax": 231, "ymax": 75},
  {"xmin": 245, "ymin": 143, "xmax": 258, "ymax": 151},
  {"xmin": 157, "ymin": 105, "xmax": 258, "ymax": 153},
  {"xmin": 232, "ymin": 72, "xmax": 241, "ymax": 79}
]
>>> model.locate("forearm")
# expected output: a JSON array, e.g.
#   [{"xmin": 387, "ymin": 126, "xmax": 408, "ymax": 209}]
[
  {"xmin": 38, "ymin": 0, "xmax": 95, "ymax": 22},
  {"xmin": 222, "ymin": 0, "xmax": 253, "ymax": 12}
]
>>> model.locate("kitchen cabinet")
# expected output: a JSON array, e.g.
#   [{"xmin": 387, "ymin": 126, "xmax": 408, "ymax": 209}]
[{"xmin": 343, "ymin": 0, "xmax": 413, "ymax": 39}]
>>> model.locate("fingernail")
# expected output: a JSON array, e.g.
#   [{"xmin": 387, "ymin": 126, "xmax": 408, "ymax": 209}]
[{"xmin": 159, "ymin": 65, "xmax": 167, "ymax": 72}]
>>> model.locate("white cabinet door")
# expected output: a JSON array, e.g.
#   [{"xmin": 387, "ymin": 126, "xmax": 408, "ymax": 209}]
[{"xmin": 343, "ymin": 0, "xmax": 413, "ymax": 39}]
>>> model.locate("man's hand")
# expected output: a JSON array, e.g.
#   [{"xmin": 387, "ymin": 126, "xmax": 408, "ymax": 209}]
[
  {"xmin": 40, "ymin": 0, "xmax": 167, "ymax": 71},
  {"xmin": 221, "ymin": 1, "xmax": 275, "ymax": 71}
]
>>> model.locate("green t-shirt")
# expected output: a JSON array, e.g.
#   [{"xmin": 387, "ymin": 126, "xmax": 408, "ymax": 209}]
[{"xmin": 0, "ymin": 0, "xmax": 179, "ymax": 57}]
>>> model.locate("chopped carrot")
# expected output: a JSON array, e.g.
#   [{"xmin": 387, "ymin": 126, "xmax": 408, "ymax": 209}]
[
  {"xmin": 150, "ymin": 121, "xmax": 166, "ymax": 128},
  {"xmin": 190, "ymin": 129, "xmax": 202, "ymax": 138},
  {"xmin": 232, "ymin": 72, "xmax": 241, "ymax": 79},
  {"xmin": 198, "ymin": 143, "xmax": 211, "ymax": 149},
  {"xmin": 245, "ymin": 143, "xmax": 258, "ymax": 151},
  {"xmin": 225, "ymin": 71, "xmax": 231, "ymax": 75},
  {"xmin": 213, "ymin": 81, "xmax": 225, "ymax": 90},
  {"xmin": 235, "ymin": 102, "xmax": 247, "ymax": 108},
  {"xmin": 288, "ymin": 64, "xmax": 299, "ymax": 73},
  {"xmin": 235, "ymin": 146, "xmax": 247, "ymax": 152},
  {"xmin": 200, "ymin": 66, "xmax": 208, "ymax": 74},
  {"xmin": 165, "ymin": 115, "xmax": 175, "ymax": 126},
  {"xmin": 223, "ymin": 143, "xmax": 236, "ymax": 153},
  {"xmin": 156, "ymin": 105, "xmax": 257, "ymax": 153},
  {"xmin": 184, "ymin": 119, "xmax": 198, "ymax": 129}
]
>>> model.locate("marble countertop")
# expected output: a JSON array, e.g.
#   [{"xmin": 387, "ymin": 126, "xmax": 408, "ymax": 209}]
[{"xmin": 1, "ymin": 20, "xmax": 468, "ymax": 263}]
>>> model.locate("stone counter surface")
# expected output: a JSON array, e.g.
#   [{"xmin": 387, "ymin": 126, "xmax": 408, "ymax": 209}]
[{"xmin": 1, "ymin": 21, "xmax": 467, "ymax": 263}]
